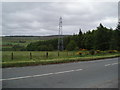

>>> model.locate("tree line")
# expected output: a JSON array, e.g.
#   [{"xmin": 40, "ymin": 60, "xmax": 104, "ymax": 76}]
[{"xmin": 26, "ymin": 23, "xmax": 120, "ymax": 51}]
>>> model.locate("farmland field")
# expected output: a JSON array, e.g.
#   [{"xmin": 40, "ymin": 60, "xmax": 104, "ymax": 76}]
[
  {"xmin": 2, "ymin": 51, "xmax": 120, "ymax": 68},
  {"xmin": 1, "ymin": 36, "xmax": 120, "ymax": 68},
  {"xmin": 2, "ymin": 51, "xmax": 76, "ymax": 62},
  {"xmin": 2, "ymin": 35, "xmax": 69, "ymax": 47}
]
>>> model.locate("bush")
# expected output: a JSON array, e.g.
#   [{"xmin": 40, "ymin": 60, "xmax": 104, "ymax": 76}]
[
  {"xmin": 113, "ymin": 50, "xmax": 118, "ymax": 53},
  {"xmin": 66, "ymin": 40, "xmax": 77, "ymax": 51},
  {"xmin": 77, "ymin": 51, "xmax": 82, "ymax": 55},
  {"xmin": 37, "ymin": 45, "xmax": 49, "ymax": 51},
  {"xmin": 89, "ymin": 50, "xmax": 95, "ymax": 55},
  {"xmin": 19, "ymin": 40, "xmax": 26, "ymax": 43},
  {"xmin": 95, "ymin": 50, "xmax": 101, "ymax": 54},
  {"xmin": 107, "ymin": 50, "xmax": 118, "ymax": 53},
  {"xmin": 80, "ymin": 49, "xmax": 87, "ymax": 51},
  {"xmin": 12, "ymin": 45, "xmax": 26, "ymax": 51}
]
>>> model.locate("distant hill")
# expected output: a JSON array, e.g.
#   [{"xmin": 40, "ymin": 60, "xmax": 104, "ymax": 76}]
[
  {"xmin": 2, "ymin": 35, "xmax": 71, "ymax": 49},
  {"xmin": 2, "ymin": 35, "xmax": 71, "ymax": 41}
]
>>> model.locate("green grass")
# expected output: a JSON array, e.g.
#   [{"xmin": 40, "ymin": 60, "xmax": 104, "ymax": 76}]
[
  {"xmin": 2, "ymin": 36, "xmax": 44, "ymax": 49},
  {"xmin": 2, "ymin": 39, "xmax": 39, "ymax": 47},
  {"xmin": 2, "ymin": 36, "xmax": 65, "ymax": 48},
  {"xmin": 2, "ymin": 51, "xmax": 120, "ymax": 68},
  {"xmin": 2, "ymin": 51, "xmax": 76, "ymax": 62}
]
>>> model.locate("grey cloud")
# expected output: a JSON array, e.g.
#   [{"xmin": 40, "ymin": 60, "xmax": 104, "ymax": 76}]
[{"xmin": 2, "ymin": 2, "xmax": 118, "ymax": 36}]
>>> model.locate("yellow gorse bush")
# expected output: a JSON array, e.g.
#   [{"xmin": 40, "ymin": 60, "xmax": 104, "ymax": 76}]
[
  {"xmin": 76, "ymin": 51, "xmax": 82, "ymax": 55},
  {"xmin": 107, "ymin": 50, "xmax": 118, "ymax": 53}
]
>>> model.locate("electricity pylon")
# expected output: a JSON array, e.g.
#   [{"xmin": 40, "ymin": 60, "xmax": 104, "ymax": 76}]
[{"xmin": 58, "ymin": 17, "xmax": 64, "ymax": 51}]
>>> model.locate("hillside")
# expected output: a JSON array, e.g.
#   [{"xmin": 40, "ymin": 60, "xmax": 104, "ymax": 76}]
[{"xmin": 1, "ymin": 35, "xmax": 70, "ymax": 50}]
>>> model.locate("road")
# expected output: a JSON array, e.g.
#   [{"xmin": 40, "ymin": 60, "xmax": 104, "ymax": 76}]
[{"xmin": 2, "ymin": 57, "xmax": 119, "ymax": 88}]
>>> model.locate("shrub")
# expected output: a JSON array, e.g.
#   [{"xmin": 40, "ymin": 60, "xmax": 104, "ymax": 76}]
[
  {"xmin": 80, "ymin": 49, "xmax": 87, "ymax": 51},
  {"xmin": 19, "ymin": 40, "xmax": 26, "ymax": 43},
  {"xmin": 89, "ymin": 50, "xmax": 95, "ymax": 55},
  {"xmin": 12, "ymin": 45, "xmax": 26, "ymax": 51},
  {"xmin": 113, "ymin": 50, "xmax": 118, "ymax": 53},
  {"xmin": 82, "ymin": 49, "xmax": 87, "ymax": 51},
  {"xmin": 77, "ymin": 52, "xmax": 82, "ymax": 55},
  {"xmin": 66, "ymin": 40, "xmax": 77, "ymax": 51},
  {"xmin": 95, "ymin": 50, "xmax": 101, "ymax": 54},
  {"xmin": 83, "ymin": 52, "xmax": 89, "ymax": 55},
  {"xmin": 108, "ymin": 50, "xmax": 118, "ymax": 53}
]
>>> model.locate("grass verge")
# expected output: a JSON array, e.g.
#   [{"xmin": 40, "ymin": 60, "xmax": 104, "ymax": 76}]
[{"xmin": 2, "ymin": 53, "xmax": 120, "ymax": 68}]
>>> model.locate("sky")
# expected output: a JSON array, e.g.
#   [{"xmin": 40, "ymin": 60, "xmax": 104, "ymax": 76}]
[{"xmin": 1, "ymin": 1, "xmax": 119, "ymax": 36}]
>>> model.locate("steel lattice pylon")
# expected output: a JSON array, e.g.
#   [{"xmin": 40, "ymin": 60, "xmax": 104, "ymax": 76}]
[{"xmin": 58, "ymin": 17, "xmax": 64, "ymax": 51}]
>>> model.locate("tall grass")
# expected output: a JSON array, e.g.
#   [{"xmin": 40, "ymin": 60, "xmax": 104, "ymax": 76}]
[
  {"xmin": 2, "ymin": 51, "xmax": 120, "ymax": 68},
  {"xmin": 2, "ymin": 51, "xmax": 76, "ymax": 62}
]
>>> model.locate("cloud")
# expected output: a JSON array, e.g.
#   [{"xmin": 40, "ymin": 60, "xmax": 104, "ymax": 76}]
[{"xmin": 2, "ymin": 2, "xmax": 118, "ymax": 36}]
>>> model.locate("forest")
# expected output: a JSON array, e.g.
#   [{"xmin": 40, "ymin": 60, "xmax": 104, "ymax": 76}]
[{"xmin": 26, "ymin": 23, "xmax": 120, "ymax": 51}]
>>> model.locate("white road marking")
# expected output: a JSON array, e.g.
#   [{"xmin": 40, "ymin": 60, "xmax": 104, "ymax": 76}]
[
  {"xmin": 0, "ymin": 69, "xmax": 83, "ymax": 81},
  {"xmin": 75, "ymin": 69, "xmax": 83, "ymax": 71},
  {"xmin": 111, "ymin": 63, "xmax": 118, "ymax": 65},
  {"xmin": 105, "ymin": 64, "xmax": 111, "ymax": 66},
  {"xmin": 54, "ymin": 70, "xmax": 74, "ymax": 74},
  {"xmin": 105, "ymin": 62, "xmax": 118, "ymax": 67}
]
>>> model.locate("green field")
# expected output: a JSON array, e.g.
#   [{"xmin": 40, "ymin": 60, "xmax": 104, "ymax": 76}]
[
  {"xmin": 1, "ymin": 36, "xmax": 120, "ymax": 68},
  {"xmin": 2, "ymin": 35, "xmax": 68, "ymax": 48},
  {"xmin": 2, "ymin": 36, "xmax": 45, "ymax": 48},
  {"xmin": 2, "ymin": 51, "xmax": 120, "ymax": 68},
  {"xmin": 2, "ymin": 51, "xmax": 76, "ymax": 62}
]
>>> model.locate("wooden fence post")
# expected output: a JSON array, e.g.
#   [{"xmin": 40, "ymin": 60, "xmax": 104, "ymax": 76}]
[
  {"xmin": 58, "ymin": 52, "xmax": 59, "ymax": 57},
  {"xmin": 46, "ymin": 52, "xmax": 48, "ymax": 58},
  {"xmin": 11, "ymin": 52, "xmax": 13, "ymax": 60},
  {"xmin": 30, "ymin": 52, "xmax": 32, "ymax": 59}
]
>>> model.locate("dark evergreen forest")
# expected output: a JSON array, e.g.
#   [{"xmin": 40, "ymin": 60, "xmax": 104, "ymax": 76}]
[{"xmin": 26, "ymin": 23, "xmax": 120, "ymax": 51}]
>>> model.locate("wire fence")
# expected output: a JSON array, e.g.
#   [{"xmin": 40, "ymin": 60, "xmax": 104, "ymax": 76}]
[{"xmin": 2, "ymin": 51, "xmax": 76, "ymax": 62}]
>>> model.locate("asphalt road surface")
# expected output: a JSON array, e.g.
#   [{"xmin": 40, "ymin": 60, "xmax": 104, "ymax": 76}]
[{"xmin": 2, "ymin": 57, "xmax": 119, "ymax": 88}]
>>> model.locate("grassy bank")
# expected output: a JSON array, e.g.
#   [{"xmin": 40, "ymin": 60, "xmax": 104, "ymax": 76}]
[{"xmin": 2, "ymin": 51, "xmax": 120, "ymax": 68}]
